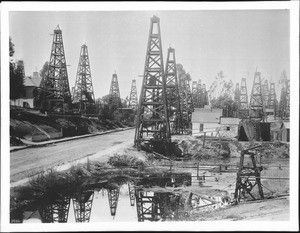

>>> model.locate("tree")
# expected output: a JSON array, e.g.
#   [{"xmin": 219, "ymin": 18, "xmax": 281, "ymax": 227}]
[
  {"xmin": 9, "ymin": 37, "xmax": 15, "ymax": 57},
  {"xmin": 10, "ymin": 37, "xmax": 25, "ymax": 101},
  {"xmin": 39, "ymin": 61, "xmax": 49, "ymax": 87},
  {"xmin": 210, "ymin": 93, "xmax": 237, "ymax": 117}
]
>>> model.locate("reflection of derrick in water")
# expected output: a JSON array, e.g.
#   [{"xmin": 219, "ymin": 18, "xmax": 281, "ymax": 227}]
[
  {"xmin": 135, "ymin": 190, "xmax": 184, "ymax": 222},
  {"xmin": 107, "ymin": 188, "xmax": 120, "ymax": 217},
  {"xmin": 128, "ymin": 183, "xmax": 136, "ymax": 206},
  {"xmin": 135, "ymin": 191, "xmax": 161, "ymax": 221},
  {"xmin": 72, "ymin": 190, "xmax": 94, "ymax": 222},
  {"xmin": 39, "ymin": 196, "xmax": 71, "ymax": 223}
]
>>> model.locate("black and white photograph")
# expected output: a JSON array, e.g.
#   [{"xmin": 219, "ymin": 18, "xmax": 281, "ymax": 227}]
[{"xmin": 1, "ymin": 1, "xmax": 299, "ymax": 232}]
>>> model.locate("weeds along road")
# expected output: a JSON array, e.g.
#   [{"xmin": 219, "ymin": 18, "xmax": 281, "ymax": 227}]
[{"xmin": 10, "ymin": 128, "xmax": 135, "ymax": 183}]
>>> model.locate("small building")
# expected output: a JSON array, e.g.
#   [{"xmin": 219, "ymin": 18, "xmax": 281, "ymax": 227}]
[
  {"xmin": 281, "ymin": 121, "xmax": 290, "ymax": 142},
  {"xmin": 219, "ymin": 117, "xmax": 240, "ymax": 138},
  {"xmin": 270, "ymin": 121, "xmax": 289, "ymax": 142},
  {"xmin": 191, "ymin": 107, "xmax": 223, "ymax": 136},
  {"xmin": 10, "ymin": 71, "xmax": 42, "ymax": 108}
]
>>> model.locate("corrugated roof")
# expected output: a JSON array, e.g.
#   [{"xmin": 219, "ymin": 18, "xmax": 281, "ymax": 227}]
[{"xmin": 192, "ymin": 108, "xmax": 222, "ymax": 123}]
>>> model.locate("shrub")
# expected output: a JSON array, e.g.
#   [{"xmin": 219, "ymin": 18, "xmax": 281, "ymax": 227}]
[{"xmin": 108, "ymin": 153, "xmax": 146, "ymax": 168}]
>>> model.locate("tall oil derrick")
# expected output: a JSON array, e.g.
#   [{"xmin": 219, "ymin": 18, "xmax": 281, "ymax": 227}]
[
  {"xmin": 41, "ymin": 25, "xmax": 71, "ymax": 112},
  {"xmin": 128, "ymin": 79, "xmax": 138, "ymax": 110},
  {"xmin": 109, "ymin": 72, "xmax": 122, "ymax": 111},
  {"xmin": 267, "ymin": 82, "xmax": 277, "ymax": 116},
  {"xmin": 279, "ymin": 79, "xmax": 290, "ymax": 120},
  {"xmin": 197, "ymin": 80, "xmax": 204, "ymax": 108},
  {"xmin": 186, "ymin": 80, "xmax": 194, "ymax": 112},
  {"xmin": 177, "ymin": 76, "xmax": 193, "ymax": 134},
  {"xmin": 202, "ymin": 84, "xmax": 209, "ymax": 106},
  {"xmin": 238, "ymin": 78, "xmax": 249, "ymax": 119},
  {"xmin": 135, "ymin": 190, "xmax": 161, "ymax": 221},
  {"xmin": 285, "ymin": 79, "xmax": 290, "ymax": 119},
  {"xmin": 249, "ymin": 71, "xmax": 265, "ymax": 121},
  {"xmin": 165, "ymin": 47, "xmax": 182, "ymax": 135},
  {"xmin": 134, "ymin": 15, "xmax": 171, "ymax": 151},
  {"xmin": 191, "ymin": 81, "xmax": 198, "ymax": 108},
  {"xmin": 262, "ymin": 79, "xmax": 269, "ymax": 109},
  {"xmin": 107, "ymin": 188, "xmax": 120, "ymax": 217},
  {"xmin": 234, "ymin": 83, "xmax": 240, "ymax": 117},
  {"xmin": 39, "ymin": 196, "xmax": 71, "ymax": 223},
  {"xmin": 72, "ymin": 190, "xmax": 94, "ymax": 222},
  {"xmin": 72, "ymin": 44, "xmax": 95, "ymax": 113}
]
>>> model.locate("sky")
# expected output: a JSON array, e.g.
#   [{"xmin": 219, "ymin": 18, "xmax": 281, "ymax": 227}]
[{"xmin": 9, "ymin": 10, "xmax": 290, "ymax": 100}]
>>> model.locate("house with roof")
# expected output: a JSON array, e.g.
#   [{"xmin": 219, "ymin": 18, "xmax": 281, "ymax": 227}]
[
  {"xmin": 191, "ymin": 106, "xmax": 223, "ymax": 136},
  {"xmin": 10, "ymin": 71, "xmax": 42, "ymax": 108}
]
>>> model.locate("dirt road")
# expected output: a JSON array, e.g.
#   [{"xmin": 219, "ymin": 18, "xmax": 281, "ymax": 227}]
[{"xmin": 10, "ymin": 128, "xmax": 135, "ymax": 182}]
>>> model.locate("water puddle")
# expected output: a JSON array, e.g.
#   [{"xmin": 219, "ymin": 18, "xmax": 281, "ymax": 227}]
[{"xmin": 10, "ymin": 171, "xmax": 230, "ymax": 223}]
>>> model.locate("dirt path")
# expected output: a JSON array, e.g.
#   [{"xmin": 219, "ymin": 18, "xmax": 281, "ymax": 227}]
[{"xmin": 10, "ymin": 128, "xmax": 135, "ymax": 183}]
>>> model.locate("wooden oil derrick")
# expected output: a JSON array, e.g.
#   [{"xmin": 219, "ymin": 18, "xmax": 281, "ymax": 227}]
[
  {"xmin": 135, "ymin": 190, "xmax": 161, "ymax": 222},
  {"xmin": 234, "ymin": 145, "xmax": 264, "ymax": 202},
  {"xmin": 267, "ymin": 82, "xmax": 277, "ymax": 117},
  {"xmin": 239, "ymin": 78, "xmax": 249, "ymax": 119},
  {"xmin": 197, "ymin": 79, "xmax": 204, "ymax": 108},
  {"xmin": 262, "ymin": 79, "xmax": 269, "ymax": 109},
  {"xmin": 107, "ymin": 188, "xmax": 120, "ymax": 217},
  {"xmin": 191, "ymin": 81, "xmax": 199, "ymax": 108},
  {"xmin": 109, "ymin": 72, "xmax": 122, "ymax": 112},
  {"xmin": 41, "ymin": 25, "xmax": 71, "ymax": 112},
  {"xmin": 165, "ymin": 47, "xmax": 182, "ymax": 135},
  {"xmin": 72, "ymin": 44, "xmax": 95, "ymax": 113},
  {"xmin": 285, "ymin": 79, "xmax": 290, "ymax": 119},
  {"xmin": 72, "ymin": 190, "xmax": 94, "ymax": 222},
  {"xmin": 134, "ymin": 15, "xmax": 171, "ymax": 150},
  {"xmin": 177, "ymin": 75, "xmax": 192, "ymax": 134},
  {"xmin": 202, "ymin": 84, "xmax": 209, "ymax": 106},
  {"xmin": 249, "ymin": 71, "xmax": 265, "ymax": 121},
  {"xmin": 128, "ymin": 79, "xmax": 138, "ymax": 110},
  {"xmin": 39, "ymin": 196, "xmax": 71, "ymax": 223},
  {"xmin": 234, "ymin": 83, "xmax": 240, "ymax": 117}
]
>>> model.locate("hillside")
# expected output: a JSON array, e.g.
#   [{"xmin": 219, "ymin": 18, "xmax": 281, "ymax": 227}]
[{"xmin": 10, "ymin": 107, "xmax": 128, "ymax": 146}]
